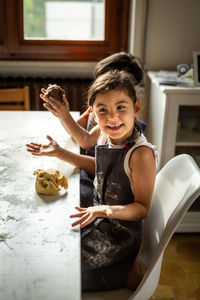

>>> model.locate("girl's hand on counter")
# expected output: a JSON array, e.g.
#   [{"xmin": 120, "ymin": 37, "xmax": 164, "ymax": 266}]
[
  {"xmin": 70, "ymin": 205, "xmax": 113, "ymax": 228},
  {"xmin": 26, "ymin": 135, "xmax": 60, "ymax": 157}
]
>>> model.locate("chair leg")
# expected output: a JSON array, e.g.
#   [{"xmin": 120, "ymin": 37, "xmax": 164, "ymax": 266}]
[{"xmin": 24, "ymin": 86, "xmax": 30, "ymax": 110}]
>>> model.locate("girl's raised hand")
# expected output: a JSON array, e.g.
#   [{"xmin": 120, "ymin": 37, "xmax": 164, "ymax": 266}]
[
  {"xmin": 26, "ymin": 135, "xmax": 60, "ymax": 157},
  {"xmin": 40, "ymin": 88, "xmax": 70, "ymax": 120},
  {"xmin": 70, "ymin": 205, "xmax": 113, "ymax": 228}
]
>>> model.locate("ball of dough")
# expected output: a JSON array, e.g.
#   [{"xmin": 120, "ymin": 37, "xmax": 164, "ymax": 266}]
[
  {"xmin": 44, "ymin": 84, "xmax": 65, "ymax": 103},
  {"xmin": 33, "ymin": 169, "xmax": 68, "ymax": 195}
]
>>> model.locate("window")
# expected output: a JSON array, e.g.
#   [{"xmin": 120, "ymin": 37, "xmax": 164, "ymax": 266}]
[
  {"xmin": 1, "ymin": 0, "xmax": 130, "ymax": 61},
  {"xmin": 24, "ymin": 0, "xmax": 105, "ymax": 41}
]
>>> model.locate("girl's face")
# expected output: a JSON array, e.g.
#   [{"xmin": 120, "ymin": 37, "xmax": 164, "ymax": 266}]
[{"xmin": 92, "ymin": 88, "xmax": 140, "ymax": 145}]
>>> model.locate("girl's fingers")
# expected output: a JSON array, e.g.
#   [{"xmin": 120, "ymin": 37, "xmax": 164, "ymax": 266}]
[
  {"xmin": 41, "ymin": 94, "xmax": 59, "ymax": 113},
  {"xmin": 40, "ymin": 89, "xmax": 46, "ymax": 101},
  {"xmin": 26, "ymin": 138, "xmax": 55, "ymax": 156},
  {"xmin": 70, "ymin": 211, "xmax": 86, "ymax": 219},
  {"xmin": 40, "ymin": 93, "xmax": 49, "ymax": 103},
  {"xmin": 79, "ymin": 213, "xmax": 95, "ymax": 228},
  {"xmin": 70, "ymin": 206, "xmax": 94, "ymax": 227},
  {"xmin": 70, "ymin": 207, "xmax": 88, "ymax": 218},
  {"xmin": 48, "ymin": 97, "xmax": 59, "ymax": 107},
  {"xmin": 43, "ymin": 102, "xmax": 55, "ymax": 113},
  {"xmin": 70, "ymin": 216, "xmax": 84, "ymax": 227},
  {"xmin": 62, "ymin": 94, "xmax": 69, "ymax": 105},
  {"xmin": 46, "ymin": 135, "xmax": 54, "ymax": 143},
  {"xmin": 80, "ymin": 216, "xmax": 92, "ymax": 228},
  {"xmin": 26, "ymin": 144, "xmax": 41, "ymax": 150},
  {"xmin": 41, "ymin": 144, "xmax": 50, "ymax": 150},
  {"xmin": 41, "ymin": 88, "xmax": 46, "ymax": 94},
  {"xmin": 27, "ymin": 150, "xmax": 42, "ymax": 156},
  {"xmin": 44, "ymin": 99, "xmax": 61, "ymax": 114},
  {"xmin": 28, "ymin": 142, "xmax": 42, "ymax": 147},
  {"xmin": 71, "ymin": 212, "xmax": 89, "ymax": 227},
  {"xmin": 26, "ymin": 147, "xmax": 42, "ymax": 154},
  {"xmin": 71, "ymin": 220, "xmax": 81, "ymax": 227},
  {"xmin": 75, "ymin": 206, "xmax": 86, "ymax": 212}
]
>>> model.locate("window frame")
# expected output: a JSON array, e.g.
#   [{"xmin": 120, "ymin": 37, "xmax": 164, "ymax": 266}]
[{"xmin": 1, "ymin": 0, "xmax": 130, "ymax": 61}]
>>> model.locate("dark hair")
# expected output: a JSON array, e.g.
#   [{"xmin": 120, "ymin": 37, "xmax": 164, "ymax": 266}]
[
  {"xmin": 93, "ymin": 52, "xmax": 143, "ymax": 85},
  {"xmin": 88, "ymin": 70, "xmax": 137, "ymax": 107}
]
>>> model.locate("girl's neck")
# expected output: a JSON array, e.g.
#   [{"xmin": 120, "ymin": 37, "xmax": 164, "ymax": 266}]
[{"xmin": 108, "ymin": 127, "xmax": 139, "ymax": 146}]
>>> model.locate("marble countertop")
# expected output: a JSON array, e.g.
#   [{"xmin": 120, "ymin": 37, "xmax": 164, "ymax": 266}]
[{"xmin": 0, "ymin": 111, "xmax": 81, "ymax": 300}]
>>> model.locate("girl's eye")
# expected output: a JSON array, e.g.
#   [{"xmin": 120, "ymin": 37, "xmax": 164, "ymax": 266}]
[
  {"xmin": 117, "ymin": 105, "xmax": 125, "ymax": 110},
  {"xmin": 99, "ymin": 108, "xmax": 106, "ymax": 113}
]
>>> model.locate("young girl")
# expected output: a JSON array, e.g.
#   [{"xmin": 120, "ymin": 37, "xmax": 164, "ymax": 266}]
[
  {"xmin": 41, "ymin": 52, "xmax": 146, "ymax": 208},
  {"xmin": 40, "ymin": 52, "xmax": 144, "ymax": 151},
  {"xmin": 26, "ymin": 70, "xmax": 157, "ymax": 291}
]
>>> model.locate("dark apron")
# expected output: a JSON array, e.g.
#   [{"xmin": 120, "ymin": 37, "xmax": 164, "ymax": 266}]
[{"xmin": 81, "ymin": 137, "xmax": 143, "ymax": 291}]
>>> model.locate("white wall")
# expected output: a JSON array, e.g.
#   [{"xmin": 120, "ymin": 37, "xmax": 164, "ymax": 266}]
[
  {"xmin": 144, "ymin": 0, "xmax": 200, "ymax": 70},
  {"xmin": 130, "ymin": 0, "xmax": 200, "ymax": 122}
]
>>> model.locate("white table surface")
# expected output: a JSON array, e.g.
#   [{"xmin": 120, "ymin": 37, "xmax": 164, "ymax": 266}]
[{"xmin": 0, "ymin": 111, "xmax": 81, "ymax": 300}]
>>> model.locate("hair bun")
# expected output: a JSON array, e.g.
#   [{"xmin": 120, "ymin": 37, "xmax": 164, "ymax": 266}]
[{"xmin": 94, "ymin": 52, "xmax": 143, "ymax": 85}]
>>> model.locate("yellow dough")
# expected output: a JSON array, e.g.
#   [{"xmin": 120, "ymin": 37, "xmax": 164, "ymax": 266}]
[{"xmin": 33, "ymin": 169, "xmax": 68, "ymax": 195}]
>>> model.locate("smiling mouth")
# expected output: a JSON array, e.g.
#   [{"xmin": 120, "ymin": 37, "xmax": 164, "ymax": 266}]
[{"xmin": 107, "ymin": 124, "xmax": 123, "ymax": 130}]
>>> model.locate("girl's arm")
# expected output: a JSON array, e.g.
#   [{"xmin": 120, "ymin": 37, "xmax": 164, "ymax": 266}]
[
  {"xmin": 26, "ymin": 135, "xmax": 95, "ymax": 174},
  {"xmin": 60, "ymin": 114, "xmax": 100, "ymax": 150},
  {"xmin": 56, "ymin": 145, "xmax": 95, "ymax": 174},
  {"xmin": 110, "ymin": 146, "xmax": 156, "ymax": 220},
  {"xmin": 70, "ymin": 146, "xmax": 156, "ymax": 228},
  {"xmin": 76, "ymin": 113, "xmax": 88, "ymax": 129},
  {"xmin": 41, "ymin": 92, "xmax": 100, "ymax": 149}
]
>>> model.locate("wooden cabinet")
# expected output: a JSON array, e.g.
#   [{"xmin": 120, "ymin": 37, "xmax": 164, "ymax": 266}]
[{"xmin": 147, "ymin": 72, "xmax": 200, "ymax": 232}]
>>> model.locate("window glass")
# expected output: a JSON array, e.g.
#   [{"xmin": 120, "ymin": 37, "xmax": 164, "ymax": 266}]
[{"xmin": 24, "ymin": 0, "xmax": 105, "ymax": 40}]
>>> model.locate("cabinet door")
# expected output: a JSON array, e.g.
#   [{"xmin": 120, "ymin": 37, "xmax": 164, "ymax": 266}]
[
  {"xmin": 176, "ymin": 105, "xmax": 200, "ymax": 215},
  {"xmin": 176, "ymin": 105, "xmax": 200, "ymax": 168}
]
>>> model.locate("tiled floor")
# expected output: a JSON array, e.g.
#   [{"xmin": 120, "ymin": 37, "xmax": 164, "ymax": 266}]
[{"xmin": 150, "ymin": 233, "xmax": 200, "ymax": 300}]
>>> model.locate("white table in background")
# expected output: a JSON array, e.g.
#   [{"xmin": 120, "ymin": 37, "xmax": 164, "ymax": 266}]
[{"xmin": 0, "ymin": 111, "xmax": 80, "ymax": 300}]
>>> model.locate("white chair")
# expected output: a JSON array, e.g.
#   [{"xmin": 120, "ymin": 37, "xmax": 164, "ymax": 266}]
[{"xmin": 82, "ymin": 154, "xmax": 200, "ymax": 300}]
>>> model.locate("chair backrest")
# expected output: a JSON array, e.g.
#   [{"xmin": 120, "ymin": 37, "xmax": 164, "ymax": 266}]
[
  {"xmin": 0, "ymin": 87, "xmax": 30, "ymax": 110},
  {"xmin": 131, "ymin": 154, "xmax": 200, "ymax": 300}
]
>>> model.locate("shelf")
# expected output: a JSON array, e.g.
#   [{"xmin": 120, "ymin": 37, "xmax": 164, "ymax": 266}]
[
  {"xmin": 176, "ymin": 128, "xmax": 200, "ymax": 146},
  {"xmin": 148, "ymin": 71, "xmax": 200, "ymax": 232},
  {"xmin": 176, "ymin": 141, "xmax": 200, "ymax": 147}
]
